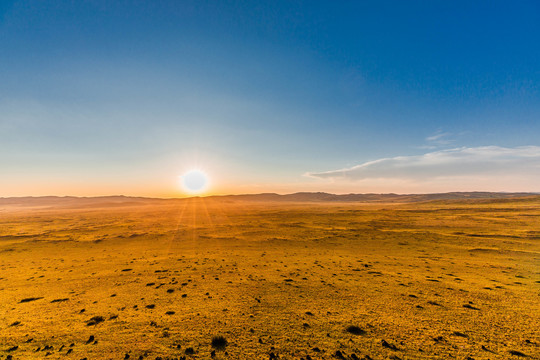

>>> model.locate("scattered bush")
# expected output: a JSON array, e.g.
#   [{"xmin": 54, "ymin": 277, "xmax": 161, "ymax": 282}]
[
  {"xmin": 346, "ymin": 325, "xmax": 366, "ymax": 335},
  {"xmin": 86, "ymin": 316, "xmax": 104, "ymax": 326},
  {"xmin": 211, "ymin": 335, "xmax": 228, "ymax": 350}
]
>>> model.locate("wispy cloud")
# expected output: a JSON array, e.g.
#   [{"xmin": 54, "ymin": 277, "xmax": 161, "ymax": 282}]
[
  {"xmin": 417, "ymin": 131, "xmax": 455, "ymax": 150},
  {"xmin": 306, "ymin": 146, "xmax": 540, "ymax": 191},
  {"xmin": 426, "ymin": 131, "xmax": 451, "ymax": 142}
]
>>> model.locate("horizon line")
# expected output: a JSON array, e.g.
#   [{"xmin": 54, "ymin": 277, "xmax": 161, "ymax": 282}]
[{"xmin": 2, "ymin": 190, "xmax": 539, "ymax": 201}]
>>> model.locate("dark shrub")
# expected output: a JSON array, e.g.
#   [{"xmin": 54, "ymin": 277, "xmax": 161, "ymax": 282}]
[
  {"xmin": 86, "ymin": 316, "xmax": 104, "ymax": 326},
  {"xmin": 345, "ymin": 325, "xmax": 365, "ymax": 335},
  {"xmin": 211, "ymin": 335, "xmax": 228, "ymax": 350}
]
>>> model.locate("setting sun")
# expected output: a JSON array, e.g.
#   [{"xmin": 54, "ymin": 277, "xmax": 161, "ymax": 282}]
[{"xmin": 180, "ymin": 169, "xmax": 209, "ymax": 194}]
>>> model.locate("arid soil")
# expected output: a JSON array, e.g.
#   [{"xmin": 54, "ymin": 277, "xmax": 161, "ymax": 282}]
[{"xmin": 1, "ymin": 197, "xmax": 539, "ymax": 359}]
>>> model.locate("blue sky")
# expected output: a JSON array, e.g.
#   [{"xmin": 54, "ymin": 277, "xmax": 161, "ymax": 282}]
[{"xmin": 1, "ymin": 1, "xmax": 539, "ymax": 196}]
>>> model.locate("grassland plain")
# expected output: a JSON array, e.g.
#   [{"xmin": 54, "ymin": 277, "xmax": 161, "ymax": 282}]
[{"xmin": 0, "ymin": 197, "xmax": 539, "ymax": 359}]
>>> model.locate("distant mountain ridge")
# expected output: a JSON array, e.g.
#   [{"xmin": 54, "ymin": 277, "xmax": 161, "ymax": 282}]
[
  {"xmin": 0, "ymin": 192, "xmax": 538, "ymax": 208},
  {"xmin": 213, "ymin": 191, "xmax": 539, "ymax": 202}
]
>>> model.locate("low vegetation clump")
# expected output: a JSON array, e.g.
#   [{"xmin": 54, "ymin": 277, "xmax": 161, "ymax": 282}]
[
  {"xmin": 19, "ymin": 297, "xmax": 43, "ymax": 303},
  {"xmin": 86, "ymin": 316, "xmax": 104, "ymax": 326},
  {"xmin": 345, "ymin": 325, "xmax": 366, "ymax": 335},
  {"xmin": 211, "ymin": 335, "xmax": 228, "ymax": 350}
]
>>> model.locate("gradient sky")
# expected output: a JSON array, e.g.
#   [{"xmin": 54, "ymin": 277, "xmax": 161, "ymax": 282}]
[{"xmin": 1, "ymin": 1, "xmax": 540, "ymax": 197}]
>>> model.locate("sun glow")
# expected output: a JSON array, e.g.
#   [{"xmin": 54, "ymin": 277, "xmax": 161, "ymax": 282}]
[{"xmin": 180, "ymin": 169, "xmax": 209, "ymax": 194}]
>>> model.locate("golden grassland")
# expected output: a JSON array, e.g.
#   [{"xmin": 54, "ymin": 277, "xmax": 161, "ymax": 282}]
[{"xmin": 0, "ymin": 197, "xmax": 539, "ymax": 359}]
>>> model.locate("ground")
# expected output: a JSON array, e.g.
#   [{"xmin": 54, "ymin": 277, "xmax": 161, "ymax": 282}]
[{"xmin": 0, "ymin": 197, "xmax": 539, "ymax": 359}]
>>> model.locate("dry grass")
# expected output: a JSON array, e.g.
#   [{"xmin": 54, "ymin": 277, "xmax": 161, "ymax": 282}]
[{"xmin": 0, "ymin": 197, "xmax": 539, "ymax": 359}]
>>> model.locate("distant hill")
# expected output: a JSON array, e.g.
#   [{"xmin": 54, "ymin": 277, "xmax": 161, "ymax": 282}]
[
  {"xmin": 212, "ymin": 191, "xmax": 539, "ymax": 203},
  {"xmin": 0, "ymin": 195, "xmax": 165, "ymax": 209},
  {"xmin": 1, "ymin": 192, "xmax": 538, "ymax": 208}
]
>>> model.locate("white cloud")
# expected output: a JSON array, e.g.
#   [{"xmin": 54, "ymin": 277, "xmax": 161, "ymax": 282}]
[
  {"xmin": 424, "ymin": 130, "xmax": 454, "ymax": 146},
  {"xmin": 426, "ymin": 132, "xmax": 451, "ymax": 142},
  {"xmin": 306, "ymin": 146, "xmax": 540, "ymax": 191}
]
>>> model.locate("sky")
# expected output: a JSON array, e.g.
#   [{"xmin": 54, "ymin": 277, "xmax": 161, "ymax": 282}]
[{"xmin": 1, "ymin": 1, "xmax": 539, "ymax": 197}]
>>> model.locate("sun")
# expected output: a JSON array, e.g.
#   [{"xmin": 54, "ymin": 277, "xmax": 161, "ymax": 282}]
[{"xmin": 180, "ymin": 169, "xmax": 209, "ymax": 194}]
